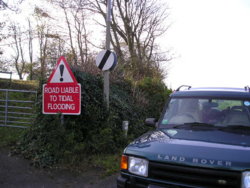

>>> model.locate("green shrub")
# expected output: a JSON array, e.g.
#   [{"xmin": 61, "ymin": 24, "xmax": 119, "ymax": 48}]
[
  {"xmin": 19, "ymin": 71, "xmax": 171, "ymax": 167},
  {"xmin": 137, "ymin": 77, "xmax": 172, "ymax": 117},
  {"xmin": 0, "ymin": 79, "xmax": 38, "ymax": 90}
]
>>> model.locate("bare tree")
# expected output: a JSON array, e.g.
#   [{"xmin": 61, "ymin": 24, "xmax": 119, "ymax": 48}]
[
  {"xmin": 92, "ymin": 0, "xmax": 171, "ymax": 80},
  {"xmin": 53, "ymin": 0, "xmax": 92, "ymax": 67},
  {"xmin": 38, "ymin": 26, "xmax": 48, "ymax": 80},
  {"xmin": 27, "ymin": 19, "xmax": 34, "ymax": 80},
  {"xmin": 9, "ymin": 23, "xmax": 25, "ymax": 79},
  {"xmin": 34, "ymin": 7, "xmax": 53, "ymax": 81},
  {"xmin": 0, "ymin": 21, "xmax": 5, "ymax": 68},
  {"xmin": 0, "ymin": 0, "xmax": 24, "ymax": 11},
  {"xmin": 63, "ymin": 5, "xmax": 78, "ymax": 66},
  {"xmin": 0, "ymin": 1, "xmax": 25, "ymax": 73},
  {"xmin": 74, "ymin": 8, "xmax": 89, "ymax": 66}
]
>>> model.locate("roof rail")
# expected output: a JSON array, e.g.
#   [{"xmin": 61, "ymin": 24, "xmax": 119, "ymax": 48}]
[
  {"xmin": 244, "ymin": 86, "xmax": 250, "ymax": 92},
  {"xmin": 176, "ymin": 85, "xmax": 191, "ymax": 91}
]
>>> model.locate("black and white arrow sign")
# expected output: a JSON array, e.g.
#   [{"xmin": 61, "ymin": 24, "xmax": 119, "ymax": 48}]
[{"xmin": 96, "ymin": 50, "xmax": 117, "ymax": 71}]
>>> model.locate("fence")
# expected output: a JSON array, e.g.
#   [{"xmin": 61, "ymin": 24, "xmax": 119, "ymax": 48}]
[{"xmin": 0, "ymin": 89, "xmax": 37, "ymax": 128}]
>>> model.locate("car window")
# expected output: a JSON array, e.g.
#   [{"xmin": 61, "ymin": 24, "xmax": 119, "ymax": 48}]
[{"xmin": 160, "ymin": 97, "xmax": 250, "ymax": 127}]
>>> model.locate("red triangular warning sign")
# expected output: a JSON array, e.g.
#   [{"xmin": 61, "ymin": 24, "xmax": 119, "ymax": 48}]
[{"xmin": 47, "ymin": 56, "xmax": 78, "ymax": 84}]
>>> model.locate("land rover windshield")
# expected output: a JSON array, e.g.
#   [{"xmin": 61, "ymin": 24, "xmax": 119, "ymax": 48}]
[{"xmin": 159, "ymin": 95, "xmax": 250, "ymax": 146}]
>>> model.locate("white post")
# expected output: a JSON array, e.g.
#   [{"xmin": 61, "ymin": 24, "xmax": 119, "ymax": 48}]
[{"xmin": 122, "ymin": 121, "xmax": 129, "ymax": 137}]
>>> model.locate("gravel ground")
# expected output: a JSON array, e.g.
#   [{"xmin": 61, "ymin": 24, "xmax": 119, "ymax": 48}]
[{"xmin": 0, "ymin": 148, "xmax": 118, "ymax": 188}]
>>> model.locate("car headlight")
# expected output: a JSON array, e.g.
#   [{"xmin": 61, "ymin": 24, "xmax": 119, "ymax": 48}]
[
  {"xmin": 128, "ymin": 156, "xmax": 148, "ymax": 177},
  {"xmin": 242, "ymin": 172, "xmax": 250, "ymax": 188}
]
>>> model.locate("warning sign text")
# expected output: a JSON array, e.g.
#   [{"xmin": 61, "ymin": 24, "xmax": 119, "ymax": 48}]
[{"xmin": 43, "ymin": 83, "xmax": 81, "ymax": 115}]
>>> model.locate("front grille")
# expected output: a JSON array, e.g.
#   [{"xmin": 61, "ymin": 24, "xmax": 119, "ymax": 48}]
[{"xmin": 149, "ymin": 162, "xmax": 241, "ymax": 188}]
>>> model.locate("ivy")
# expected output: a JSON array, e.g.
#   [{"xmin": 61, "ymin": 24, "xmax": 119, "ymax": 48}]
[{"xmin": 18, "ymin": 71, "xmax": 171, "ymax": 167}]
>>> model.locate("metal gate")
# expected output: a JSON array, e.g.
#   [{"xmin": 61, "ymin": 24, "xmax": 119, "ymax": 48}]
[{"xmin": 0, "ymin": 89, "xmax": 37, "ymax": 128}]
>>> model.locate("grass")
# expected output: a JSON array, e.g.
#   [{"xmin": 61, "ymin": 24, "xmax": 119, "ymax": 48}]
[
  {"xmin": 0, "ymin": 127, "xmax": 26, "ymax": 148},
  {"xmin": 90, "ymin": 153, "xmax": 121, "ymax": 176},
  {"xmin": 57, "ymin": 151, "xmax": 122, "ymax": 176}
]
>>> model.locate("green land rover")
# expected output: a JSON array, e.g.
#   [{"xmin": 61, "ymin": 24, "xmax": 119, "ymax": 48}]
[{"xmin": 117, "ymin": 86, "xmax": 250, "ymax": 188}]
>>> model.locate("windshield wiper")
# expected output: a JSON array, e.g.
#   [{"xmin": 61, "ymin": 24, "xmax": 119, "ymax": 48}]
[
  {"xmin": 218, "ymin": 125, "xmax": 250, "ymax": 135},
  {"xmin": 219, "ymin": 125, "xmax": 250, "ymax": 130},
  {"xmin": 172, "ymin": 122, "xmax": 216, "ymax": 129}
]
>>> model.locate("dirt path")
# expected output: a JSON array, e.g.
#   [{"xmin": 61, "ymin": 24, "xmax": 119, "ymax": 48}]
[{"xmin": 0, "ymin": 148, "xmax": 118, "ymax": 188}]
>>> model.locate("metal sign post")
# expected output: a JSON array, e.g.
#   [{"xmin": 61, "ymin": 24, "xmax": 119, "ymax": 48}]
[{"xmin": 104, "ymin": 0, "xmax": 112, "ymax": 109}]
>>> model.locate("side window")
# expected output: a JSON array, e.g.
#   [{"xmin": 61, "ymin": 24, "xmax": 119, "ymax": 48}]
[
  {"xmin": 161, "ymin": 99, "xmax": 180, "ymax": 125},
  {"xmin": 163, "ymin": 99, "xmax": 178, "ymax": 119}
]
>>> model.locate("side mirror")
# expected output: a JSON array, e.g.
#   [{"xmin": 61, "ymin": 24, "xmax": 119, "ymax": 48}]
[{"xmin": 145, "ymin": 118, "xmax": 157, "ymax": 127}]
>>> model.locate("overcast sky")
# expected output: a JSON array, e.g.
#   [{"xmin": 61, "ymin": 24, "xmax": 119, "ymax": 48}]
[
  {"xmin": 164, "ymin": 0, "xmax": 250, "ymax": 89},
  {"xmin": 2, "ymin": 0, "xmax": 250, "ymax": 88}
]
